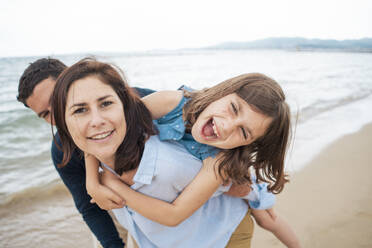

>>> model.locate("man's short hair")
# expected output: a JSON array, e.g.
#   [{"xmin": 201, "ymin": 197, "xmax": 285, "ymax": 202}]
[{"xmin": 17, "ymin": 58, "xmax": 67, "ymax": 107}]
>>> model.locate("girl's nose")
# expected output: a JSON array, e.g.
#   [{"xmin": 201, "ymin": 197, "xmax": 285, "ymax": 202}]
[
  {"xmin": 222, "ymin": 114, "xmax": 242, "ymax": 135},
  {"xmin": 222, "ymin": 118, "xmax": 235, "ymax": 134}
]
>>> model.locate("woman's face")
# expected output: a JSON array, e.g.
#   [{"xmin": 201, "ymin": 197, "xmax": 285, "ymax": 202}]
[
  {"xmin": 65, "ymin": 76, "xmax": 126, "ymax": 161},
  {"xmin": 191, "ymin": 93, "xmax": 272, "ymax": 149}
]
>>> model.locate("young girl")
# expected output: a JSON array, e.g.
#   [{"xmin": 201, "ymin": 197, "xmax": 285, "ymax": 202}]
[{"xmin": 86, "ymin": 73, "xmax": 300, "ymax": 248}]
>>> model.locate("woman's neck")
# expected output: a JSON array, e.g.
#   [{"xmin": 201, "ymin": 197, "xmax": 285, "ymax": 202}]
[
  {"xmin": 98, "ymin": 156, "xmax": 115, "ymax": 169},
  {"xmin": 99, "ymin": 155, "xmax": 137, "ymax": 186},
  {"xmin": 119, "ymin": 168, "xmax": 138, "ymax": 186}
]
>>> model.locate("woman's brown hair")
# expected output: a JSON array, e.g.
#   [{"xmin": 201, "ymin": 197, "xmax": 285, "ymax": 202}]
[
  {"xmin": 52, "ymin": 58, "xmax": 156, "ymax": 175},
  {"xmin": 183, "ymin": 73, "xmax": 291, "ymax": 193}
]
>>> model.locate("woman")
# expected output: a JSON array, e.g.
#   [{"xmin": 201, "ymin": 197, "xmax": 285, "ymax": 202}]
[{"xmin": 52, "ymin": 58, "xmax": 253, "ymax": 248}]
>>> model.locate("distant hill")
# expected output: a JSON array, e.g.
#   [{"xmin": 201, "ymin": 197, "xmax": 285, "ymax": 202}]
[{"xmin": 206, "ymin": 37, "xmax": 372, "ymax": 52}]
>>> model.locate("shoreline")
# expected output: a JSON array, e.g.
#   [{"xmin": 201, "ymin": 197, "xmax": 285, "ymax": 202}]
[
  {"xmin": 252, "ymin": 123, "xmax": 372, "ymax": 247},
  {"xmin": 1, "ymin": 123, "xmax": 372, "ymax": 247}
]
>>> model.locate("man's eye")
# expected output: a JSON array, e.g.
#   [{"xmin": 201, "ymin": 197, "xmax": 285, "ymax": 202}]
[
  {"xmin": 241, "ymin": 127, "xmax": 247, "ymax": 140},
  {"xmin": 231, "ymin": 102, "xmax": 238, "ymax": 114},
  {"xmin": 101, "ymin": 101, "xmax": 113, "ymax": 108},
  {"xmin": 73, "ymin": 107, "xmax": 86, "ymax": 114}
]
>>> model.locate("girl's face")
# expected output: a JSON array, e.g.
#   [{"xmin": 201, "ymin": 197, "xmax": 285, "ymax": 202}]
[
  {"xmin": 191, "ymin": 93, "xmax": 272, "ymax": 149},
  {"xmin": 65, "ymin": 76, "xmax": 126, "ymax": 162}
]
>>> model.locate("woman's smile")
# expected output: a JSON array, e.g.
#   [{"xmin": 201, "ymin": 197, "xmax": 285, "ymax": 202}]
[{"xmin": 88, "ymin": 130, "xmax": 115, "ymax": 142}]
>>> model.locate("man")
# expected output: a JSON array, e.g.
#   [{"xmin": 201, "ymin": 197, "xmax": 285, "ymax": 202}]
[{"xmin": 17, "ymin": 58, "xmax": 154, "ymax": 248}]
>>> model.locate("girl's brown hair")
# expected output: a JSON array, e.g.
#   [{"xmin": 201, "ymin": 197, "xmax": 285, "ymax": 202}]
[
  {"xmin": 52, "ymin": 58, "xmax": 156, "ymax": 175},
  {"xmin": 183, "ymin": 73, "xmax": 291, "ymax": 193}
]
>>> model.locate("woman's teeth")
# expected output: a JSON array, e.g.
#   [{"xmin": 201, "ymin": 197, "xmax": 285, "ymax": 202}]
[{"xmin": 90, "ymin": 131, "xmax": 113, "ymax": 140}]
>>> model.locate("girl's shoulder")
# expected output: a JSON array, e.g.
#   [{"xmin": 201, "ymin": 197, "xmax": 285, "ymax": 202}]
[{"xmin": 142, "ymin": 90, "xmax": 183, "ymax": 120}]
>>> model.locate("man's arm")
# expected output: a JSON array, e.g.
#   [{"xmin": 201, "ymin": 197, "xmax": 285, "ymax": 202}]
[{"xmin": 51, "ymin": 133, "xmax": 124, "ymax": 248}]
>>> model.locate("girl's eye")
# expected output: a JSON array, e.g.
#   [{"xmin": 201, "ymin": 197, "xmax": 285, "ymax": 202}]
[
  {"xmin": 101, "ymin": 101, "xmax": 113, "ymax": 108},
  {"xmin": 231, "ymin": 102, "xmax": 238, "ymax": 114},
  {"xmin": 241, "ymin": 127, "xmax": 248, "ymax": 140},
  {"xmin": 231, "ymin": 102, "xmax": 247, "ymax": 139},
  {"xmin": 73, "ymin": 107, "xmax": 86, "ymax": 115}
]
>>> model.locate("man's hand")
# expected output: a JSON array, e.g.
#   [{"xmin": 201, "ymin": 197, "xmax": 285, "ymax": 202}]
[
  {"xmin": 224, "ymin": 183, "xmax": 252, "ymax": 197},
  {"xmin": 88, "ymin": 182, "xmax": 125, "ymax": 210}
]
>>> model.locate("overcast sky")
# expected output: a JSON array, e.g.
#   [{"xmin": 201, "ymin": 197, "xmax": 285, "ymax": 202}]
[{"xmin": 1, "ymin": 0, "xmax": 371, "ymax": 57}]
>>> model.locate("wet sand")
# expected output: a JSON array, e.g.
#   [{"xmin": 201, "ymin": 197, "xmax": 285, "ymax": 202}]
[
  {"xmin": 1, "ymin": 123, "xmax": 372, "ymax": 247},
  {"xmin": 252, "ymin": 123, "xmax": 372, "ymax": 248},
  {"xmin": 0, "ymin": 186, "xmax": 92, "ymax": 248}
]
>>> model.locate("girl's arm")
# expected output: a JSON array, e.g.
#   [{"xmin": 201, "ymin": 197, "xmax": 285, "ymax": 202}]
[
  {"xmin": 85, "ymin": 153, "xmax": 100, "ymax": 192},
  {"xmin": 101, "ymin": 156, "xmax": 223, "ymax": 226},
  {"xmin": 141, "ymin": 90, "xmax": 183, "ymax": 119},
  {"xmin": 85, "ymin": 154, "xmax": 125, "ymax": 210}
]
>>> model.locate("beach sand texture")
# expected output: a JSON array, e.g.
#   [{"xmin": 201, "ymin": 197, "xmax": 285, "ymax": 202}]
[
  {"xmin": 1, "ymin": 123, "xmax": 372, "ymax": 248},
  {"xmin": 252, "ymin": 123, "xmax": 372, "ymax": 248}
]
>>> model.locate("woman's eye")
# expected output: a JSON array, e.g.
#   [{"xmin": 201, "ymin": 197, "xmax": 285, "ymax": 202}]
[
  {"xmin": 73, "ymin": 107, "xmax": 86, "ymax": 114},
  {"xmin": 101, "ymin": 101, "xmax": 113, "ymax": 108},
  {"xmin": 42, "ymin": 111, "xmax": 50, "ymax": 119},
  {"xmin": 231, "ymin": 102, "xmax": 238, "ymax": 114}
]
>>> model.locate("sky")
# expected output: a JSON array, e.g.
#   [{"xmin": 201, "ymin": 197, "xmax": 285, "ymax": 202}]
[{"xmin": 0, "ymin": 0, "xmax": 371, "ymax": 57}]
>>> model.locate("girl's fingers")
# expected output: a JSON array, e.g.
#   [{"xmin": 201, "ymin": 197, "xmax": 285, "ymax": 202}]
[
  {"xmin": 110, "ymin": 201, "xmax": 126, "ymax": 209},
  {"xmin": 106, "ymin": 189, "xmax": 126, "ymax": 206}
]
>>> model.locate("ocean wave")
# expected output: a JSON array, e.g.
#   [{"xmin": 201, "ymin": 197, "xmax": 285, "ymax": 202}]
[
  {"xmin": 297, "ymin": 91, "xmax": 372, "ymax": 123},
  {"xmin": 0, "ymin": 180, "xmax": 65, "ymax": 206}
]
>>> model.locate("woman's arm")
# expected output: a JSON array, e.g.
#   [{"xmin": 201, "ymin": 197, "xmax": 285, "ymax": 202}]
[
  {"xmin": 141, "ymin": 90, "xmax": 183, "ymax": 119},
  {"xmin": 102, "ymin": 157, "xmax": 223, "ymax": 226}
]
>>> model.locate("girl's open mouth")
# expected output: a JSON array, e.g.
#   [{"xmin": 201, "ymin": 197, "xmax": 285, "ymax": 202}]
[{"xmin": 201, "ymin": 118, "xmax": 219, "ymax": 140}]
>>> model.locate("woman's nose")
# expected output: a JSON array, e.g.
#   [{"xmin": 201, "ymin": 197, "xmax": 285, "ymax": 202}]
[{"xmin": 90, "ymin": 109, "xmax": 105, "ymax": 127}]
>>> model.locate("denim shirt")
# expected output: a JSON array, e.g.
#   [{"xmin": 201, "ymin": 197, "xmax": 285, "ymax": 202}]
[
  {"xmin": 154, "ymin": 87, "xmax": 275, "ymax": 210},
  {"xmin": 112, "ymin": 136, "xmax": 248, "ymax": 248}
]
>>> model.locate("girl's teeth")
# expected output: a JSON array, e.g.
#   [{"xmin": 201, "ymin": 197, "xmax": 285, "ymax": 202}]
[{"xmin": 212, "ymin": 119, "xmax": 219, "ymax": 137}]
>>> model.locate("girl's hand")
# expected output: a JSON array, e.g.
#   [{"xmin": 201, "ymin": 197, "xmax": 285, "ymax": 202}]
[
  {"xmin": 89, "ymin": 184, "xmax": 125, "ymax": 210},
  {"xmin": 88, "ymin": 174, "xmax": 126, "ymax": 210},
  {"xmin": 225, "ymin": 183, "xmax": 252, "ymax": 197}
]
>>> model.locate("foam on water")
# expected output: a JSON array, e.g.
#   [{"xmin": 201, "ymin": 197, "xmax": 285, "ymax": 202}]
[{"xmin": 287, "ymin": 95, "xmax": 372, "ymax": 172}]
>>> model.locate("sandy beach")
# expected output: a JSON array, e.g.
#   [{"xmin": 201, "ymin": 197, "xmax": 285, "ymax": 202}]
[
  {"xmin": 252, "ymin": 123, "xmax": 372, "ymax": 248},
  {"xmin": 1, "ymin": 123, "xmax": 372, "ymax": 248}
]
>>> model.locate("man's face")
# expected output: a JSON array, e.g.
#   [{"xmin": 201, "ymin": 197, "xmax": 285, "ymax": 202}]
[{"xmin": 26, "ymin": 77, "xmax": 56, "ymax": 125}]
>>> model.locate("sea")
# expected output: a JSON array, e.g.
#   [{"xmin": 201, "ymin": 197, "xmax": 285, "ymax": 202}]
[{"xmin": 1, "ymin": 49, "xmax": 372, "ymax": 246}]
